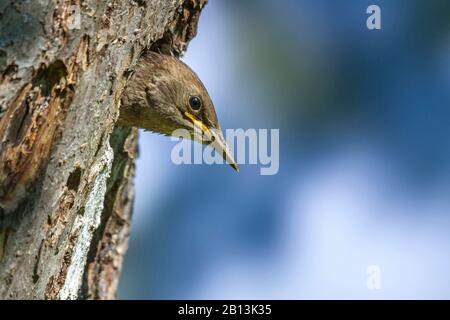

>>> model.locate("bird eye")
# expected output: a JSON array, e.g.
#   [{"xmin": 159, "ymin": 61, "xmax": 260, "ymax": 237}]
[{"xmin": 188, "ymin": 95, "xmax": 202, "ymax": 111}]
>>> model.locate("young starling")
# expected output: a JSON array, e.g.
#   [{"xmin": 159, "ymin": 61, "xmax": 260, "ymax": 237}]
[{"xmin": 118, "ymin": 52, "xmax": 239, "ymax": 171}]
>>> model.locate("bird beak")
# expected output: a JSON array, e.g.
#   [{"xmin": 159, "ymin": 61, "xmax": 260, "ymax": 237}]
[{"xmin": 184, "ymin": 111, "xmax": 239, "ymax": 172}]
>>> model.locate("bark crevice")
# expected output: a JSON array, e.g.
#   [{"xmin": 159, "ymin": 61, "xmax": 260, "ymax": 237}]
[{"xmin": 0, "ymin": 0, "xmax": 208, "ymax": 299}]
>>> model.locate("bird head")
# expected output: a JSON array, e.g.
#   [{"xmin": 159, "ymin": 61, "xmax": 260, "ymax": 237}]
[{"xmin": 119, "ymin": 52, "xmax": 239, "ymax": 171}]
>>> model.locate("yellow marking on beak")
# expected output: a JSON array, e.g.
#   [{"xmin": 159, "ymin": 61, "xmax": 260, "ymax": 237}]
[
  {"xmin": 184, "ymin": 111, "xmax": 239, "ymax": 173},
  {"xmin": 184, "ymin": 111, "xmax": 210, "ymax": 134}
]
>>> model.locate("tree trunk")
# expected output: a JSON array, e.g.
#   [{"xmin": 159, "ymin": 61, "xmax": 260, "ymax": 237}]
[{"xmin": 0, "ymin": 0, "xmax": 206, "ymax": 300}]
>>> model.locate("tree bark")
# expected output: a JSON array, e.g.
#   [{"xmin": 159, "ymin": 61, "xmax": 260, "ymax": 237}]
[{"xmin": 0, "ymin": 0, "xmax": 206, "ymax": 299}]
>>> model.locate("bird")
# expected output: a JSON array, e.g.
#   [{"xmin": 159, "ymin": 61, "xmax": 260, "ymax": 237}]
[{"xmin": 117, "ymin": 51, "xmax": 239, "ymax": 172}]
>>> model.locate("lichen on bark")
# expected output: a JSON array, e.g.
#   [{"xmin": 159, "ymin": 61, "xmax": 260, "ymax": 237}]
[{"xmin": 0, "ymin": 0, "xmax": 207, "ymax": 300}]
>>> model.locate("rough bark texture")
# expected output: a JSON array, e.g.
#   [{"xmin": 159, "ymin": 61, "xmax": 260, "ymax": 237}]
[{"xmin": 0, "ymin": 0, "xmax": 207, "ymax": 299}]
